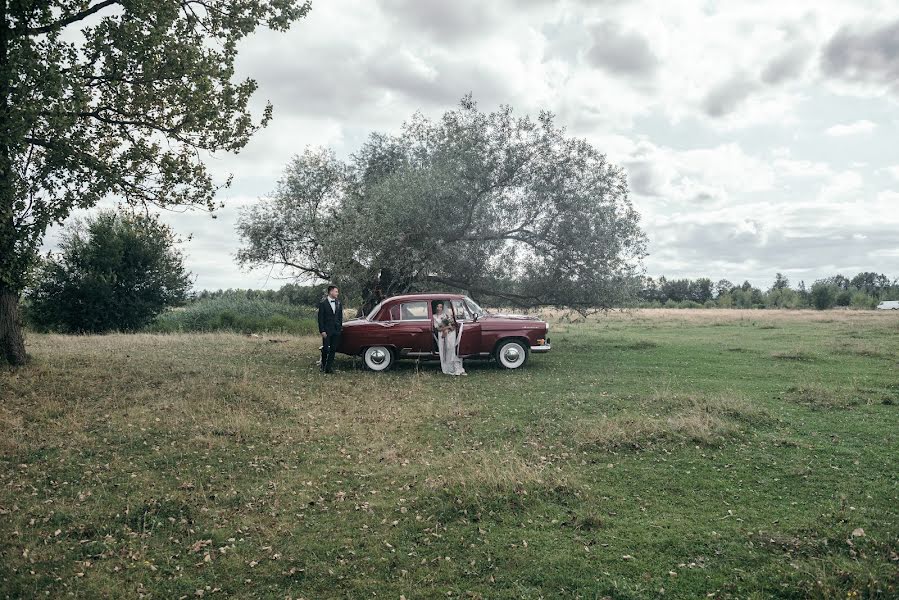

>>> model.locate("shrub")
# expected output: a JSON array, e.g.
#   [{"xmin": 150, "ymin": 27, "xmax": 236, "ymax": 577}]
[
  {"xmin": 149, "ymin": 296, "xmax": 317, "ymax": 334},
  {"xmin": 26, "ymin": 211, "xmax": 190, "ymax": 333},
  {"xmin": 810, "ymin": 283, "xmax": 836, "ymax": 310}
]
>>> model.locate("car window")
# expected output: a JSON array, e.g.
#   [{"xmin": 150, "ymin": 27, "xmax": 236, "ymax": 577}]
[
  {"xmin": 451, "ymin": 299, "xmax": 472, "ymax": 321},
  {"xmin": 399, "ymin": 301, "xmax": 429, "ymax": 320}
]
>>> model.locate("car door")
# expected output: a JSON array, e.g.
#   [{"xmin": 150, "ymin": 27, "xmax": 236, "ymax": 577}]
[
  {"xmin": 392, "ymin": 300, "xmax": 433, "ymax": 352},
  {"xmin": 453, "ymin": 298, "xmax": 482, "ymax": 357}
]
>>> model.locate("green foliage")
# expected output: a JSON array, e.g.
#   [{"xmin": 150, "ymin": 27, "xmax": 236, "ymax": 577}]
[
  {"xmin": 835, "ymin": 289, "xmax": 853, "ymax": 307},
  {"xmin": 149, "ymin": 295, "xmax": 316, "ymax": 334},
  {"xmin": 1, "ymin": 0, "xmax": 311, "ymax": 292},
  {"xmin": 26, "ymin": 211, "xmax": 190, "ymax": 332},
  {"xmin": 237, "ymin": 97, "xmax": 647, "ymax": 311},
  {"xmin": 193, "ymin": 283, "xmax": 343, "ymax": 307},
  {"xmin": 811, "ymin": 283, "xmax": 837, "ymax": 310},
  {"xmin": 850, "ymin": 291, "xmax": 877, "ymax": 309}
]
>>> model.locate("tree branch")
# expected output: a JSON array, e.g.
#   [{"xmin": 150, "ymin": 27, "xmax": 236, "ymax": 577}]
[{"xmin": 15, "ymin": 1, "xmax": 122, "ymax": 37}]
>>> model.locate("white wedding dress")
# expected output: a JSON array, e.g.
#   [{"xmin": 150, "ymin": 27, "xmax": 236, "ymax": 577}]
[{"xmin": 433, "ymin": 312, "xmax": 466, "ymax": 375}]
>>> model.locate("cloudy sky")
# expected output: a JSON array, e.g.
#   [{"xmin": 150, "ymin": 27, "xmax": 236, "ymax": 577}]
[{"xmin": 52, "ymin": 0, "xmax": 899, "ymax": 290}]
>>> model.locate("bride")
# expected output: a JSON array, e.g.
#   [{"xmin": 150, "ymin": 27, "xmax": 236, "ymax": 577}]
[{"xmin": 433, "ymin": 302, "xmax": 466, "ymax": 376}]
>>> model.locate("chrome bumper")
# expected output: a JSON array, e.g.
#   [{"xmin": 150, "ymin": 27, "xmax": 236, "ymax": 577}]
[{"xmin": 531, "ymin": 344, "xmax": 551, "ymax": 353}]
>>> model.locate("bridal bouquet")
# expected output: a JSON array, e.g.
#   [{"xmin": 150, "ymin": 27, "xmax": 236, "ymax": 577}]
[{"xmin": 435, "ymin": 314, "xmax": 455, "ymax": 332}]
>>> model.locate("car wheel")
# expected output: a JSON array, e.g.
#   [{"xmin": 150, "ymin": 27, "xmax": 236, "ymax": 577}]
[
  {"xmin": 495, "ymin": 339, "xmax": 529, "ymax": 369},
  {"xmin": 363, "ymin": 346, "xmax": 394, "ymax": 371}
]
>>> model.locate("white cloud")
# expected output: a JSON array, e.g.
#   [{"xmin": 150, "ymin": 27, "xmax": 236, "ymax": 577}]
[
  {"xmin": 773, "ymin": 158, "xmax": 832, "ymax": 178},
  {"xmin": 824, "ymin": 120, "xmax": 877, "ymax": 136},
  {"xmin": 819, "ymin": 171, "xmax": 864, "ymax": 202}
]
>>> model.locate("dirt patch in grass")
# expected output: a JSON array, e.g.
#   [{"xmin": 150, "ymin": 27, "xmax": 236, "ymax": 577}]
[
  {"xmin": 748, "ymin": 530, "xmax": 833, "ymax": 558},
  {"xmin": 614, "ymin": 340, "xmax": 659, "ymax": 350},
  {"xmin": 771, "ymin": 350, "xmax": 817, "ymax": 361}
]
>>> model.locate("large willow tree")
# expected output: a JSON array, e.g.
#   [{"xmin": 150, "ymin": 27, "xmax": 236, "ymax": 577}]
[
  {"xmin": 238, "ymin": 97, "xmax": 647, "ymax": 312},
  {"xmin": 0, "ymin": 0, "xmax": 311, "ymax": 365}
]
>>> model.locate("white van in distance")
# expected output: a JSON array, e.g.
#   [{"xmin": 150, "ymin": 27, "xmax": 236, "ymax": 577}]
[{"xmin": 876, "ymin": 300, "xmax": 899, "ymax": 310}]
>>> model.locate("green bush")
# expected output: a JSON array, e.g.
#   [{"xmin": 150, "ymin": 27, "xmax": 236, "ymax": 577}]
[
  {"xmin": 149, "ymin": 297, "xmax": 317, "ymax": 334},
  {"xmin": 26, "ymin": 211, "xmax": 190, "ymax": 333},
  {"xmin": 850, "ymin": 291, "xmax": 877, "ymax": 309},
  {"xmin": 835, "ymin": 289, "xmax": 853, "ymax": 307},
  {"xmin": 810, "ymin": 283, "xmax": 836, "ymax": 310}
]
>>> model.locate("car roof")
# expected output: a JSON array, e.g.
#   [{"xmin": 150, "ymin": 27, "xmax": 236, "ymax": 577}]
[{"xmin": 385, "ymin": 293, "xmax": 467, "ymax": 303}]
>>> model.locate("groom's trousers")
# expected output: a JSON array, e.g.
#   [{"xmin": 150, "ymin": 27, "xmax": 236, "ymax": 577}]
[{"xmin": 321, "ymin": 332, "xmax": 341, "ymax": 372}]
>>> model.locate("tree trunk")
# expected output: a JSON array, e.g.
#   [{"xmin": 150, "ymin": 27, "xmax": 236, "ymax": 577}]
[
  {"xmin": 378, "ymin": 268, "xmax": 412, "ymax": 297},
  {"xmin": 0, "ymin": 2, "xmax": 25, "ymax": 365},
  {"xmin": 0, "ymin": 286, "xmax": 26, "ymax": 366}
]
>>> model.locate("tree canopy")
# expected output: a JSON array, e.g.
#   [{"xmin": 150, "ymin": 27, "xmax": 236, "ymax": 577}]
[
  {"xmin": 237, "ymin": 97, "xmax": 648, "ymax": 311},
  {"xmin": 0, "ymin": 0, "xmax": 311, "ymax": 364}
]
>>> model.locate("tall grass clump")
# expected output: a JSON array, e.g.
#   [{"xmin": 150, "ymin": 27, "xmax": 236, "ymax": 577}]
[{"xmin": 148, "ymin": 296, "xmax": 317, "ymax": 334}]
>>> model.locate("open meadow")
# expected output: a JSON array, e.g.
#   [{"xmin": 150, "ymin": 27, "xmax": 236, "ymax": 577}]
[{"xmin": 2, "ymin": 309, "xmax": 898, "ymax": 599}]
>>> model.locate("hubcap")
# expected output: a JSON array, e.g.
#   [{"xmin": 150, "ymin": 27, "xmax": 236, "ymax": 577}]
[
  {"xmin": 369, "ymin": 348, "xmax": 387, "ymax": 365},
  {"xmin": 504, "ymin": 346, "xmax": 521, "ymax": 363}
]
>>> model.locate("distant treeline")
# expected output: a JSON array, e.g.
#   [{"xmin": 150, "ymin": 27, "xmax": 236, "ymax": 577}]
[
  {"xmin": 636, "ymin": 272, "xmax": 899, "ymax": 309},
  {"xmin": 190, "ymin": 283, "xmax": 339, "ymax": 307}
]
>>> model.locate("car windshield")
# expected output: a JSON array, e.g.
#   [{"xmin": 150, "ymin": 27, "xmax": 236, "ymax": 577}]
[
  {"xmin": 464, "ymin": 296, "xmax": 486, "ymax": 317},
  {"xmin": 366, "ymin": 300, "xmax": 388, "ymax": 321}
]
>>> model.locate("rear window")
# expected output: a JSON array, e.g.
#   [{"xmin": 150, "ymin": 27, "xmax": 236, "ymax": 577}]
[
  {"xmin": 380, "ymin": 301, "xmax": 430, "ymax": 321},
  {"xmin": 398, "ymin": 301, "xmax": 429, "ymax": 320}
]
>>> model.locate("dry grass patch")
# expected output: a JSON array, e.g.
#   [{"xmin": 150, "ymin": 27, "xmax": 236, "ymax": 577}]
[
  {"xmin": 517, "ymin": 307, "xmax": 899, "ymax": 329},
  {"xmin": 573, "ymin": 393, "xmax": 770, "ymax": 450},
  {"xmin": 423, "ymin": 445, "xmax": 570, "ymax": 493},
  {"xmin": 832, "ymin": 341, "xmax": 890, "ymax": 359},
  {"xmin": 0, "ymin": 406, "xmax": 24, "ymax": 455}
]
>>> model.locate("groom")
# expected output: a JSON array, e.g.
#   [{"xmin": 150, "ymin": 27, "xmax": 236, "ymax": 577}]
[{"xmin": 318, "ymin": 285, "xmax": 343, "ymax": 374}]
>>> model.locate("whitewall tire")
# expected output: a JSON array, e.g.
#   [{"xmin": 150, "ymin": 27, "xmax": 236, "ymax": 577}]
[
  {"xmin": 496, "ymin": 340, "xmax": 529, "ymax": 369},
  {"xmin": 363, "ymin": 346, "xmax": 394, "ymax": 371}
]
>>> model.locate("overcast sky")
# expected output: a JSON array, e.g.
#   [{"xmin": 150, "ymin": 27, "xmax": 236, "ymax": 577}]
[{"xmin": 50, "ymin": 0, "xmax": 899, "ymax": 291}]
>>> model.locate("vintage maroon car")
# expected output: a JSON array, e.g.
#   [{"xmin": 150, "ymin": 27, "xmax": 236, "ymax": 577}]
[{"xmin": 338, "ymin": 293, "xmax": 551, "ymax": 371}]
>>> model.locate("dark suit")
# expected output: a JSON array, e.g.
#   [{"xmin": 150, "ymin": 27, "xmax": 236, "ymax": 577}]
[{"xmin": 318, "ymin": 296, "xmax": 343, "ymax": 372}]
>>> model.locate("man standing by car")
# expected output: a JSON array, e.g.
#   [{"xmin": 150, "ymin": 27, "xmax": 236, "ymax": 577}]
[{"xmin": 318, "ymin": 285, "xmax": 343, "ymax": 373}]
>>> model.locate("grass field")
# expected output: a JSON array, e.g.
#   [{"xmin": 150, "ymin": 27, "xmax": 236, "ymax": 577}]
[{"xmin": 2, "ymin": 309, "xmax": 898, "ymax": 599}]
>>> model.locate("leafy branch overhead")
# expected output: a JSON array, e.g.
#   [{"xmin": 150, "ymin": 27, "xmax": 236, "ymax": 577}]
[
  {"xmin": 1, "ymin": 0, "xmax": 311, "ymax": 291},
  {"xmin": 238, "ymin": 97, "xmax": 648, "ymax": 310},
  {"xmin": 0, "ymin": 0, "xmax": 310, "ymax": 365}
]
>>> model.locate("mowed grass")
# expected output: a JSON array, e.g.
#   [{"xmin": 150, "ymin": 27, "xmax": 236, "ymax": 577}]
[{"xmin": 1, "ymin": 309, "xmax": 898, "ymax": 599}]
